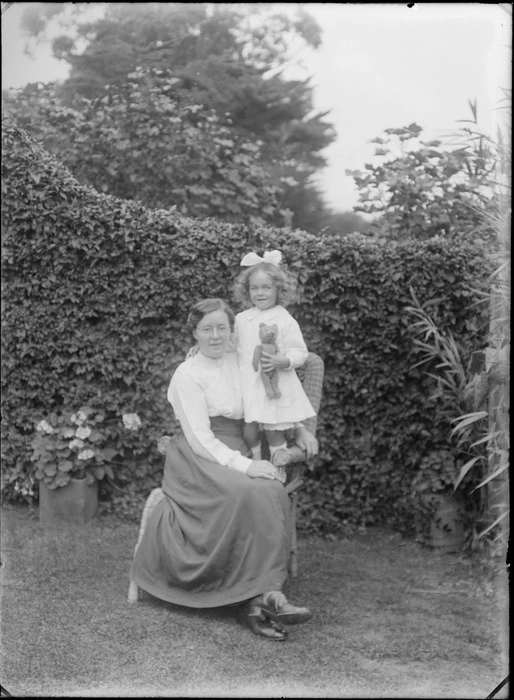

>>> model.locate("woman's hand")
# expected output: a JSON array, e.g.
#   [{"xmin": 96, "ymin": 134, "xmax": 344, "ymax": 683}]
[
  {"xmin": 294, "ymin": 425, "xmax": 319, "ymax": 459},
  {"xmin": 246, "ymin": 460, "xmax": 281, "ymax": 480},
  {"xmin": 260, "ymin": 351, "xmax": 290, "ymax": 373}
]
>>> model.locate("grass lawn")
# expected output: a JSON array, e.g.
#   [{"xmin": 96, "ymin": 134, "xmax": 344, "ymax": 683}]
[{"xmin": 0, "ymin": 503, "xmax": 508, "ymax": 698}]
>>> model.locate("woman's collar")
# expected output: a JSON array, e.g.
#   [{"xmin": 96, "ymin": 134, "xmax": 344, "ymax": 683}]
[{"xmin": 194, "ymin": 351, "xmax": 227, "ymax": 369}]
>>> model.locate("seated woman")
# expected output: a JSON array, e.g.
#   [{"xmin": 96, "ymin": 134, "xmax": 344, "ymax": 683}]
[{"xmin": 130, "ymin": 298, "xmax": 318, "ymax": 641}]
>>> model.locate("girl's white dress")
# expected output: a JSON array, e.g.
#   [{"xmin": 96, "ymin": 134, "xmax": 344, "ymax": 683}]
[{"xmin": 234, "ymin": 305, "xmax": 316, "ymax": 427}]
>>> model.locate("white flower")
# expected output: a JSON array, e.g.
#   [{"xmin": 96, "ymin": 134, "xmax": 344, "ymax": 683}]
[
  {"xmin": 15, "ymin": 479, "xmax": 35, "ymax": 497},
  {"xmin": 68, "ymin": 438, "xmax": 85, "ymax": 450},
  {"xmin": 78, "ymin": 449, "xmax": 95, "ymax": 461},
  {"xmin": 36, "ymin": 420, "xmax": 54, "ymax": 434},
  {"xmin": 123, "ymin": 413, "xmax": 142, "ymax": 431},
  {"xmin": 75, "ymin": 426, "xmax": 92, "ymax": 440},
  {"xmin": 70, "ymin": 410, "xmax": 88, "ymax": 425}
]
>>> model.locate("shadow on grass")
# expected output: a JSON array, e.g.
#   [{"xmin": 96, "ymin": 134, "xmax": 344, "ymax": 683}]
[{"xmin": 0, "ymin": 504, "xmax": 508, "ymax": 698}]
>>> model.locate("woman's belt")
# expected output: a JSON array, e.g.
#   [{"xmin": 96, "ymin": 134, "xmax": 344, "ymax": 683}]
[{"xmin": 209, "ymin": 416, "xmax": 245, "ymax": 439}]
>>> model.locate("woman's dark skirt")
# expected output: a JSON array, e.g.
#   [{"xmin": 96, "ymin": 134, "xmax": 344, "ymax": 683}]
[{"xmin": 130, "ymin": 417, "xmax": 292, "ymax": 607}]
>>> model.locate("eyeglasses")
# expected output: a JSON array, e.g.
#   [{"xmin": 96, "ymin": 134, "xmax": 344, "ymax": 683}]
[{"xmin": 196, "ymin": 325, "xmax": 231, "ymax": 336}]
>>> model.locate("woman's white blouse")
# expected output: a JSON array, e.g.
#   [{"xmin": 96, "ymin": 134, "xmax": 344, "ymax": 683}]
[{"xmin": 168, "ymin": 351, "xmax": 252, "ymax": 473}]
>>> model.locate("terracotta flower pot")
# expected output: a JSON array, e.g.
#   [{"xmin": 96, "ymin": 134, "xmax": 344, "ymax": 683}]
[
  {"xmin": 39, "ymin": 477, "xmax": 98, "ymax": 526},
  {"xmin": 414, "ymin": 492, "xmax": 465, "ymax": 554}
]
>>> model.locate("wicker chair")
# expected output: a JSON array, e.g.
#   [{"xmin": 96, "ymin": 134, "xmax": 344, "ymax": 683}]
[
  {"xmin": 282, "ymin": 352, "xmax": 323, "ymax": 578},
  {"xmin": 127, "ymin": 352, "xmax": 324, "ymax": 603}
]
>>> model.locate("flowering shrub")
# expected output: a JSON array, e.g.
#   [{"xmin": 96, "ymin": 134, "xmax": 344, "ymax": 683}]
[{"xmin": 30, "ymin": 407, "xmax": 142, "ymax": 490}]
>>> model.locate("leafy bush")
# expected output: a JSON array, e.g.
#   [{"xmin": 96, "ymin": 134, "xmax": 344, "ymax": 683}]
[
  {"xmin": 347, "ymin": 113, "xmax": 497, "ymax": 243},
  {"xmin": 1, "ymin": 120, "xmax": 491, "ymax": 533},
  {"xmin": 4, "ymin": 71, "xmax": 285, "ymax": 225}
]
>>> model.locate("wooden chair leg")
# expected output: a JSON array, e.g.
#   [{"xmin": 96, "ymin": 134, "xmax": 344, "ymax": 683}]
[
  {"xmin": 127, "ymin": 487, "xmax": 165, "ymax": 603},
  {"xmin": 127, "ymin": 579, "xmax": 140, "ymax": 603},
  {"xmin": 289, "ymin": 490, "xmax": 298, "ymax": 579}
]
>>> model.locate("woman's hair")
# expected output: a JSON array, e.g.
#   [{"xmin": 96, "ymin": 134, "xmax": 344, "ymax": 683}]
[
  {"xmin": 232, "ymin": 262, "xmax": 297, "ymax": 309},
  {"xmin": 186, "ymin": 298, "xmax": 235, "ymax": 335}
]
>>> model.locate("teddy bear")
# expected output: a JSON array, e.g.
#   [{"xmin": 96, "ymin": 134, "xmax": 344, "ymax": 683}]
[{"xmin": 252, "ymin": 322, "xmax": 282, "ymax": 400}]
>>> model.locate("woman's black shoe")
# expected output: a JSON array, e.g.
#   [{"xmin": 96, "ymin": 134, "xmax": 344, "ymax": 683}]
[
  {"xmin": 252, "ymin": 591, "xmax": 312, "ymax": 625},
  {"xmin": 238, "ymin": 603, "xmax": 288, "ymax": 641}
]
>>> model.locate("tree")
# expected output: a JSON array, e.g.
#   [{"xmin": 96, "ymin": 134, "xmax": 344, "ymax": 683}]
[
  {"xmin": 19, "ymin": 2, "xmax": 336, "ymax": 232},
  {"xmin": 4, "ymin": 69, "xmax": 285, "ymax": 224},
  {"xmin": 322, "ymin": 211, "xmax": 371, "ymax": 236},
  {"xmin": 346, "ymin": 112, "xmax": 498, "ymax": 243}
]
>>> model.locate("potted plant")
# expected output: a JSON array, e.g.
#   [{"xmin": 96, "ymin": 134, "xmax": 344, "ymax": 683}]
[
  {"xmin": 30, "ymin": 406, "xmax": 142, "ymax": 525},
  {"xmin": 404, "ymin": 287, "xmax": 492, "ymax": 551},
  {"xmin": 411, "ymin": 449, "xmax": 467, "ymax": 553}
]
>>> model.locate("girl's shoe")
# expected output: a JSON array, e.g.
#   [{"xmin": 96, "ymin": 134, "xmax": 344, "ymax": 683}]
[
  {"xmin": 271, "ymin": 446, "xmax": 306, "ymax": 467},
  {"xmin": 252, "ymin": 591, "xmax": 312, "ymax": 625},
  {"xmin": 238, "ymin": 602, "xmax": 288, "ymax": 641},
  {"xmin": 271, "ymin": 447, "xmax": 292, "ymax": 467}
]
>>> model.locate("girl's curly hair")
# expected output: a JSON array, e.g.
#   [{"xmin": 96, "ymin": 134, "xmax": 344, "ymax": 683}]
[{"xmin": 232, "ymin": 262, "xmax": 298, "ymax": 309}]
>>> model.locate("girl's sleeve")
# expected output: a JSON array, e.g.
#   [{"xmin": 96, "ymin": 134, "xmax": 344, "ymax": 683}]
[
  {"xmin": 282, "ymin": 315, "xmax": 309, "ymax": 369},
  {"xmin": 168, "ymin": 368, "xmax": 251, "ymax": 474}
]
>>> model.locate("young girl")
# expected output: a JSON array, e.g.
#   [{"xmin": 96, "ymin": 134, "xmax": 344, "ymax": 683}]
[{"xmin": 233, "ymin": 250, "xmax": 316, "ymax": 480}]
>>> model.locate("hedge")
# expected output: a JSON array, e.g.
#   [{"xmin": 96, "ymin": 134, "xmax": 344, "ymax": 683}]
[{"xmin": 1, "ymin": 120, "xmax": 491, "ymax": 533}]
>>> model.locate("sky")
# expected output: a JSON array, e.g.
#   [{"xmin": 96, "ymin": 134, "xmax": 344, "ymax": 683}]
[{"xmin": 1, "ymin": 2, "xmax": 511, "ymax": 212}]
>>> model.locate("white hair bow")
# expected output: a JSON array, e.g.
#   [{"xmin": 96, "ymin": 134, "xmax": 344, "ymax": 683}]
[{"xmin": 240, "ymin": 250, "xmax": 283, "ymax": 267}]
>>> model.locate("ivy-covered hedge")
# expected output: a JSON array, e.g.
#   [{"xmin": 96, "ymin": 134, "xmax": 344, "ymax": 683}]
[{"xmin": 1, "ymin": 121, "xmax": 491, "ymax": 532}]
